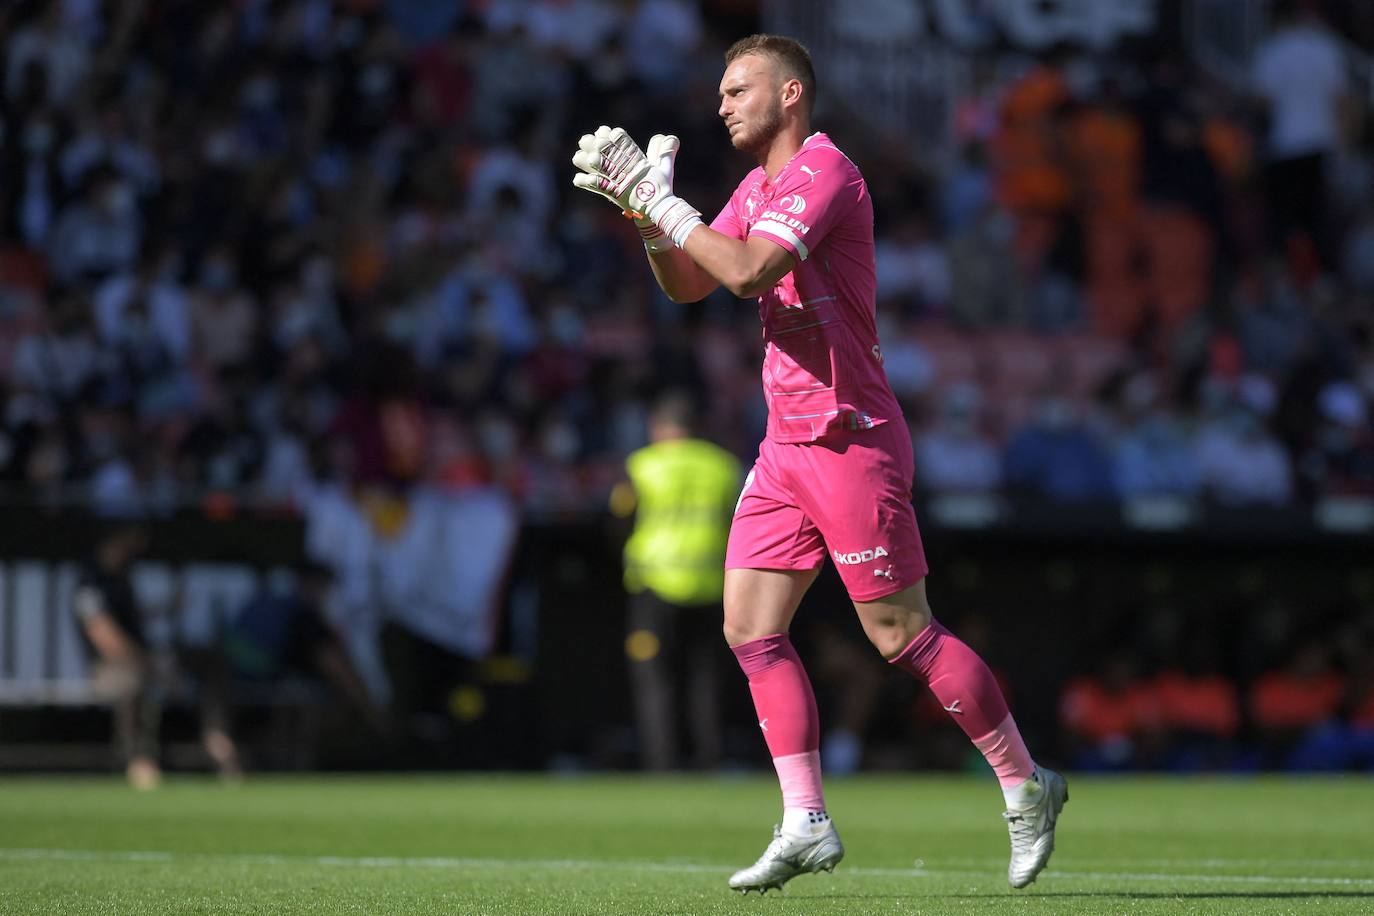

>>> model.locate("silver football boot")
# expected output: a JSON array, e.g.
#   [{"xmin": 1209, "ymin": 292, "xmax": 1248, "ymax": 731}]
[
  {"xmin": 1005, "ymin": 766, "xmax": 1069, "ymax": 888},
  {"xmin": 728, "ymin": 821, "xmax": 844, "ymax": 894}
]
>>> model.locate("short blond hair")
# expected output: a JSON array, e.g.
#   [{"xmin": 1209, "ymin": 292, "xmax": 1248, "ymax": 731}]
[{"xmin": 725, "ymin": 34, "xmax": 816, "ymax": 114}]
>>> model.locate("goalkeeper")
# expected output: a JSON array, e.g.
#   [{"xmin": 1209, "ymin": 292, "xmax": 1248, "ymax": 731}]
[{"xmin": 572, "ymin": 34, "xmax": 1067, "ymax": 893}]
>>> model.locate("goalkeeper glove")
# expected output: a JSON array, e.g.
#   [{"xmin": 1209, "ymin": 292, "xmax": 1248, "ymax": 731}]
[
  {"xmin": 572, "ymin": 126, "xmax": 702, "ymax": 250},
  {"xmin": 631, "ymin": 134, "xmax": 681, "ymax": 252}
]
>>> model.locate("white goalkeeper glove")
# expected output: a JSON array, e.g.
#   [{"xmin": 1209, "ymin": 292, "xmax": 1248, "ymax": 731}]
[
  {"xmin": 572, "ymin": 126, "xmax": 702, "ymax": 251},
  {"xmin": 633, "ymin": 134, "xmax": 681, "ymax": 252}
]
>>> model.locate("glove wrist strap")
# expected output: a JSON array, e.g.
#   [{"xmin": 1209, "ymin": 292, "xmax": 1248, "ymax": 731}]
[
  {"xmin": 647, "ymin": 194, "xmax": 703, "ymax": 249},
  {"xmin": 635, "ymin": 217, "xmax": 673, "ymax": 253}
]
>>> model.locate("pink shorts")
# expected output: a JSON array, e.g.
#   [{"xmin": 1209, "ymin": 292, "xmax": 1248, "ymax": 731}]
[{"xmin": 725, "ymin": 422, "xmax": 929, "ymax": 602}]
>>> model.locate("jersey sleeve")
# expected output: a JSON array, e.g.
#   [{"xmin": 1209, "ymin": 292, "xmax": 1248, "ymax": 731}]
[
  {"xmin": 748, "ymin": 145, "xmax": 862, "ymax": 262},
  {"xmin": 709, "ymin": 186, "xmax": 747, "ymax": 241}
]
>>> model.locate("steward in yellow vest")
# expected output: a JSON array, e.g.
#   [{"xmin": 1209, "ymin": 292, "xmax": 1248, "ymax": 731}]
[
  {"xmin": 610, "ymin": 392, "xmax": 742, "ymax": 770},
  {"xmin": 613, "ymin": 403, "xmax": 741, "ymax": 606}
]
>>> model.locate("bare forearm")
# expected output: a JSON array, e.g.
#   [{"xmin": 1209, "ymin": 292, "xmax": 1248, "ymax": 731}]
[
  {"xmin": 681, "ymin": 227, "xmax": 790, "ymax": 299},
  {"xmin": 85, "ymin": 615, "xmax": 143, "ymax": 663},
  {"xmin": 647, "ymin": 244, "xmax": 718, "ymax": 303}
]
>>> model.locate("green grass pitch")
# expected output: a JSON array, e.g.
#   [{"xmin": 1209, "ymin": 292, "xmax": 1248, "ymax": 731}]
[{"xmin": 1, "ymin": 774, "xmax": 1371, "ymax": 914}]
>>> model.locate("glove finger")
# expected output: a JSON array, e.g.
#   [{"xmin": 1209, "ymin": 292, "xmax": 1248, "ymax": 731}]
[
  {"xmin": 649, "ymin": 134, "xmax": 680, "ymax": 156},
  {"xmin": 578, "ymin": 132, "xmax": 606, "ymax": 156},
  {"xmin": 572, "ymin": 173, "xmax": 616, "ymax": 201},
  {"xmin": 606, "ymin": 126, "xmax": 644, "ymax": 160},
  {"xmin": 572, "ymin": 171, "xmax": 605, "ymax": 191},
  {"xmin": 653, "ymin": 134, "xmax": 679, "ymax": 174},
  {"xmin": 571, "ymin": 148, "xmax": 606, "ymax": 175}
]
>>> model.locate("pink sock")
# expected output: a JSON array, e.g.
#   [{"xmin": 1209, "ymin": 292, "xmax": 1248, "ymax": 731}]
[
  {"xmin": 889, "ymin": 620, "xmax": 1036, "ymax": 787},
  {"xmin": 732, "ymin": 634, "xmax": 825, "ymax": 810}
]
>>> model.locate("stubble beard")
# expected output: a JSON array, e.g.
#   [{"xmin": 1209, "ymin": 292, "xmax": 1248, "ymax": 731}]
[{"xmin": 731, "ymin": 99, "xmax": 784, "ymax": 157}]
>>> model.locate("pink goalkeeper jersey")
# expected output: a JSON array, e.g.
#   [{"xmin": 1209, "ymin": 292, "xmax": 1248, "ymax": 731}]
[{"xmin": 710, "ymin": 132, "xmax": 902, "ymax": 444}]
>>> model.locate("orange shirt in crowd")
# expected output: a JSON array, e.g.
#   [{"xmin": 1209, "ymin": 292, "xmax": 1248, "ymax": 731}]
[
  {"xmin": 1153, "ymin": 671, "xmax": 1240, "ymax": 738},
  {"xmin": 1059, "ymin": 676, "xmax": 1162, "ymax": 745},
  {"xmin": 1065, "ymin": 107, "xmax": 1142, "ymax": 220},
  {"xmin": 1249, "ymin": 671, "xmax": 1346, "ymax": 730},
  {"xmin": 1202, "ymin": 116, "xmax": 1253, "ymax": 184},
  {"xmin": 991, "ymin": 66, "xmax": 1072, "ymax": 215}
]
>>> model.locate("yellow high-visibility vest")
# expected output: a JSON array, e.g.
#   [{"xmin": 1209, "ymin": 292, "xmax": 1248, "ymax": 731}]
[{"xmin": 622, "ymin": 438, "xmax": 741, "ymax": 606}]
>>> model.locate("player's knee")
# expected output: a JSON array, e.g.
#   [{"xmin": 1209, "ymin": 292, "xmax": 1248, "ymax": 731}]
[
  {"xmin": 855, "ymin": 597, "xmax": 931, "ymax": 659},
  {"xmin": 865, "ymin": 620, "xmax": 924, "ymax": 659},
  {"xmin": 722, "ymin": 611, "xmax": 780, "ymax": 647},
  {"xmin": 722, "ymin": 617, "xmax": 755, "ymax": 647}
]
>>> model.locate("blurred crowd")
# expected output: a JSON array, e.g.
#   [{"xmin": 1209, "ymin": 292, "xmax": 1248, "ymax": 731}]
[
  {"xmin": 1057, "ymin": 600, "xmax": 1374, "ymax": 772},
  {"xmin": 1, "ymin": 0, "xmax": 1372, "ymax": 518},
  {"xmin": 800, "ymin": 597, "xmax": 1374, "ymax": 776}
]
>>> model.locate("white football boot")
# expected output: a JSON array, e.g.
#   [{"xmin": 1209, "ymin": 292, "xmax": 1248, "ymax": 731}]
[
  {"xmin": 1005, "ymin": 765, "xmax": 1069, "ymax": 888},
  {"xmin": 728, "ymin": 821, "xmax": 845, "ymax": 894}
]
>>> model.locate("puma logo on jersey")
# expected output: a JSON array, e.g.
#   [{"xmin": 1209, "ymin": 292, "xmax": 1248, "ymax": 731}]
[
  {"xmin": 800, "ymin": 165, "xmax": 822, "ymax": 181},
  {"xmin": 833, "ymin": 546, "xmax": 889, "ymax": 565},
  {"xmin": 943, "ymin": 699, "xmax": 963, "ymax": 715}
]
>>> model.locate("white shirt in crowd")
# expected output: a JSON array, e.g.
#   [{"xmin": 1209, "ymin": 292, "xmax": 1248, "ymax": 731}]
[{"xmin": 1251, "ymin": 20, "xmax": 1348, "ymax": 159}]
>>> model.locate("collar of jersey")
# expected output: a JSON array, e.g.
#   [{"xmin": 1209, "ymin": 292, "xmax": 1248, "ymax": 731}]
[{"xmin": 760, "ymin": 131, "xmax": 828, "ymax": 192}]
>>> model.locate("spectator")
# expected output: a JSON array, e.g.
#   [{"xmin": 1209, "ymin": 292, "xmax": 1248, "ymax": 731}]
[
  {"xmin": 947, "ymin": 204, "xmax": 1027, "ymax": 327},
  {"xmin": 1250, "ymin": 0, "xmax": 1351, "ymax": 263},
  {"xmin": 915, "ymin": 383, "xmax": 1003, "ymax": 494},
  {"xmin": 59, "ymin": 107, "xmax": 160, "ymax": 198},
  {"xmin": 182, "ymin": 560, "xmax": 391, "ymax": 777},
  {"xmin": 524, "ymin": 0, "xmax": 623, "ymax": 63},
  {"xmin": 92, "ymin": 244, "xmax": 192, "ymax": 368},
  {"xmin": 622, "ymin": 0, "xmax": 703, "ymax": 95},
  {"xmin": 10, "ymin": 287, "xmax": 99, "ymax": 404},
  {"xmin": 1004, "ymin": 394, "xmax": 1114, "ymax": 502},
  {"xmin": 1059, "ymin": 649, "xmax": 1164, "ymax": 770},
  {"xmin": 71, "ymin": 522, "xmax": 160, "ymax": 789},
  {"xmin": 3, "ymin": 105, "xmax": 63, "ymax": 248},
  {"xmin": 1303, "ymin": 381, "xmax": 1374, "ymax": 496},
  {"xmin": 410, "ymin": 19, "xmax": 478, "ymax": 130},
  {"xmin": 46, "ymin": 168, "xmax": 141, "ymax": 284},
  {"xmin": 1249, "ymin": 636, "xmax": 1347, "ymax": 769},
  {"xmin": 940, "ymin": 143, "xmax": 993, "ymax": 235},
  {"xmin": 1195, "ymin": 387, "xmax": 1294, "ymax": 506},
  {"xmin": 1112, "ymin": 373, "xmax": 1203, "ymax": 498},
  {"xmin": 1152, "ymin": 638, "xmax": 1241, "ymax": 770},
  {"xmin": 611, "ymin": 391, "xmax": 740, "ymax": 771},
  {"xmin": 189, "ymin": 247, "xmax": 258, "ymax": 371},
  {"xmin": 4, "ymin": 2, "xmax": 90, "ymax": 110},
  {"xmin": 1285, "ymin": 635, "xmax": 1374, "ymax": 771},
  {"xmin": 464, "ymin": 118, "xmax": 557, "ymax": 246},
  {"xmin": 875, "ymin": 213, "xmax": 951, "ymax": 317}
]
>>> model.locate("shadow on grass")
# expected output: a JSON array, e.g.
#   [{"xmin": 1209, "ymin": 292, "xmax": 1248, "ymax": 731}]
[
  {"xmin": 955, "ymin": 892, "xmax": 1374, "ymax": 900},
  {"xmin": 789, "ymin": 891, "xmax": 1374, "ymax": 902}
]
